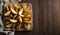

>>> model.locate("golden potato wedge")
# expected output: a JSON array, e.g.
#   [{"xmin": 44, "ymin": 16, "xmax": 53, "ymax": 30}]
[
  {"xmin": 9, "ymin": 3, "xmax": 14, "ymax": 9},
  {"xmin": 26, "ymin": 15, "xmax": 31, "ymax": 17},
  {"xmin": 5, "ymin": 23, "xmax": 12, "ymax": 27},
  {"xmin": 4, "ymin": 11, "xmax": 11, "ymax": 16},
  {"xmin": 23, "ymin": 18, "xmax": 29, "ymax": 21},
  {"xmin": 24, "ymin": 21, "xmax": 32, "ymax": 24},
  {"xmin": 24, "ymin": 6, "xmax": 30, "ymax": 12},
  {"xmin": 19, "ymin": 8, "xmax": 23, "ymax": 16},
  {"xmin": 9, "ymin": 19, "xmax": 17, "ymax": 23},
  {"xmin": 11, "ymin": 8, "xmax": 17, "ymax": 14},
  {"xmin": 13, "ymin": 15, "xmax": 17, "ymax": 19},
  {"xmin": 24, "ymin": 24, "xmax": 31, "ymax": 30},
  {"xmin": 14, "ymin": 3, "xmax": 21, "ymax": 9},
  {"xmin": 22, "ymin": 3, "xmax": 27, "ymax": 9},
  {"xmin": 18, "ymin": 16, "xmax": 22, "ymax": 23}
]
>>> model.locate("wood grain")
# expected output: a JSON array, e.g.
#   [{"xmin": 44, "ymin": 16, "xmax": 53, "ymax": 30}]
[{"xmin": 39, "ymin": 0, "xmax": 60, "ymax": 35}]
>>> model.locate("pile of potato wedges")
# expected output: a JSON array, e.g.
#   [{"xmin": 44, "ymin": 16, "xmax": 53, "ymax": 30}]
[{"xmin": 3, "ymin": 3, "xmax": 33, "ymax": 31}]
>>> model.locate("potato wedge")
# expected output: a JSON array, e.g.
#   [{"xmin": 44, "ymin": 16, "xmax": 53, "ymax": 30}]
[
  {"xmin": 11, "ymin": 8, "xmax": 17, "ymax": 14},
  {"xmin": 19, "ymin": 8, "xmax": 23, "ymax": 16},
  {"xmin": 14, "ymin": 3, "xmax": 21, "ymax": 9},
  {"xmin": 24, "ymin": 6, "xmax": 30, "ymax": 12},
  {"xmin": 24, "ymin": 21, "xmax": 32, "ymax": 24},
  {"xmin": 18, "ymin": 16, "xmax": 22, "ymax": 23},
  {"xmin": 23, "ymin": 18, "xmax": 29, "ymax": 21},
  {"xmin": 5, "ymin": 23, "xmax": 12, "ymax": 27},
  {"xmin": 9, "ymin": 3, "xmax": 14, "ymax": 9},
  {"xmin": 4, "ymin": 11, "xmax": 11, "ymax": 16},
  {"xmin": 24, "ymin": 24, "xmax": 31, "ymax": 30},
  {"xmin": 26, "ymin": 15, "xmax": 31, "ymax": 17},
  {"xmin": 9, "ymin": 19, "xmax": 17, "ymax": 23},
  {"xmin": 22, "ymin": 3, "xmax": 27, "ymax": 9},
  {"xmin": 13, "ymin": 15, "xmax": 17, "ymax": 19}
]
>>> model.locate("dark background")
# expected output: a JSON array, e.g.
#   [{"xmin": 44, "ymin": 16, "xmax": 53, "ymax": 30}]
[{"xmin": 1, "ymin": 0, "xmax": 60, "ymax": 35}]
